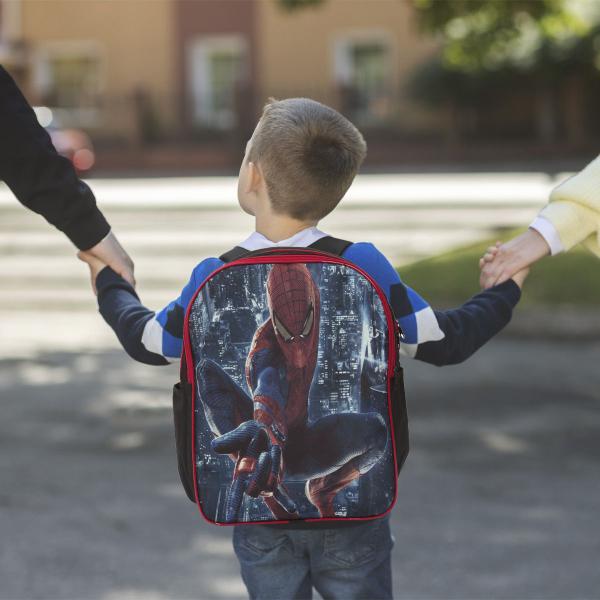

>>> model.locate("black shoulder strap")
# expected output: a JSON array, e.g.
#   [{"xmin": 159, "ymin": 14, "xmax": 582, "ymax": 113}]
[
  {"xmin": 307, "ymin": 235, "xmax": 353, "ymax": 256},
  {"xmin": 218, "ymin": 235, "xmax": 353, "ymax": 263},
  {"xmin": 218, "ymin": 245, "xmax": 250, "ymax": 263}
]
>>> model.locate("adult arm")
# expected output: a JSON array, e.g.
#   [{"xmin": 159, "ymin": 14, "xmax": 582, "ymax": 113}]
[
  {"xmin": 539, "ymin": 153, "xmax": 600, "ymax": 252},
  {"xmin": 0, "ymin": 65, "xmax": 109, "ymax": 250},
  {"xmin": 480, "ymin": 154, "xmax": 600, "ymax": 288}
]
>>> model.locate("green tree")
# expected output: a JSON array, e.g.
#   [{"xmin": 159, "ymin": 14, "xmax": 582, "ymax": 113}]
[
  {"xmin": 411, "ymin": 0, "xmax": 591, "ymax": 71},
  {"xmin": 409, "ymin": 0, "xmax": 600, "ymax": 144}
]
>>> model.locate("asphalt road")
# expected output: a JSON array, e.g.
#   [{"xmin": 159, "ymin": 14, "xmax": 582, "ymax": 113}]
[{"xmin": 1, "ymin": 336, "xmax": 599, "ymax": 600}]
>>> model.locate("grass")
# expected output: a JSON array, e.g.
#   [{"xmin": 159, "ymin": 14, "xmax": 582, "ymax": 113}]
[{"xmin": 399, "ymin": 228, "xmax": 600, "ymax": 308}]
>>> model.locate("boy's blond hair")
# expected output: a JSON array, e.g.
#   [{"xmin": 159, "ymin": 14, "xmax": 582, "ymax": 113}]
[{"xmin": 248, "ymin": 97, "xmax": 367, "ymax": 221}]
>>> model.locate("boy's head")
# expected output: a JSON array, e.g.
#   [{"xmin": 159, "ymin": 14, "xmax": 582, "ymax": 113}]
[{"xmin": 238, "ymin": 97, "xmax": 367, "ymax": 223}]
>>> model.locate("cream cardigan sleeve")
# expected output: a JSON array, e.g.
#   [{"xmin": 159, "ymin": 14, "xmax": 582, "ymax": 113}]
[{"xmin": 537, "ymin": 153, "xmax": 600, "ymax": 256}]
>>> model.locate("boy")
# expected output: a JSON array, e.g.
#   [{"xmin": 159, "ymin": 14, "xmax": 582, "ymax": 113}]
[{"xmin": 79, "ymin": 97, "xmax": 528, "ymax": 600}]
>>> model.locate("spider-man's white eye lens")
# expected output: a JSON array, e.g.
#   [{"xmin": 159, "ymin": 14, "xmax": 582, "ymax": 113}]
[
  {"xmin": 301, "ymin": 303, "xmax": 314, "ymax": 337},
  {"xmin": 273, "ymin": 312, "xmax": 293, "ymax": 342}
]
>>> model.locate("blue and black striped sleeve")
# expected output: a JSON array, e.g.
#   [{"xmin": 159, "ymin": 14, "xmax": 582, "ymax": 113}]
[
  {"xmin": 414, "ymin": 280, "xmax": 521, "ymax": 366},
  {"xmin": 342, "ymin": 242, "xmax": 445, "ymax": 358},
  {"xmin": 96, "ymin": 257, "xmax": 223, "ymax": 365},
  {"xmin": 343, "ymin": 242, "xmax": 521, "ymax": 366}
]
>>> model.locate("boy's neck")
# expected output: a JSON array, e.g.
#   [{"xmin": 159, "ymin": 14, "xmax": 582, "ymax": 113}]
[{"xmin": 254, "ymin": 212, "xmax": 319, "ymax": 243}]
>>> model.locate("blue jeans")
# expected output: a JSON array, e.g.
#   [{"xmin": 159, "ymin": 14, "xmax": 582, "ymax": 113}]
[{"xmin": 232, "ymin": 515, "xmax": 395, "ymax": 599}]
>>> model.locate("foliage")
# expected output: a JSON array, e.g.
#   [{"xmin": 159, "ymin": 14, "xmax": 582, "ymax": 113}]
[
  {"xmin": 411, "ymin": 0, "xmax": 598, "ymax": 73},
  {"xmin": 407, "ymin": 55, "xmax": 526, "ymax": 107},
  {"xmin": 407, "ymin": 1, "xmax": 600, "ymax": 118}
]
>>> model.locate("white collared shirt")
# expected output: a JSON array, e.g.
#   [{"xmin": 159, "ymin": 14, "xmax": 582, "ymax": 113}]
[{"xmin": 238, "ymin": 226, "xmax": 329, "ymax": 251}]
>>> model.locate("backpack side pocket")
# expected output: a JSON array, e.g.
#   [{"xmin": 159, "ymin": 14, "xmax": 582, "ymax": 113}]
[
  {"xmin": 390, "ymin": 365, "xmax": 409, "ymax": 476},
  {"xmin": 172, "ymin": 380, "xmax": 196, "ymax": 502}
]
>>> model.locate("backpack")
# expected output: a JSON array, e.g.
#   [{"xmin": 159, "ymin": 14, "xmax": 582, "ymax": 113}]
[{"xmin": 172, "ymin": 236, "xmax": 409, "ymax": 525}]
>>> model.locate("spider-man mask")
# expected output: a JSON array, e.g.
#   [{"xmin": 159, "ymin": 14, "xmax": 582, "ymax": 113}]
[{"xmin": 266, "ymin": 264, "xmax": 320, "ymax": 368}]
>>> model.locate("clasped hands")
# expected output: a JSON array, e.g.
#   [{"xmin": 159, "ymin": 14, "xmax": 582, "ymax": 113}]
[
  {"xmin": 77, "ymin": 230, "xmax": 134, "ymax": 294},
  {"xmin": 479, "ymin": 228, "xmax": 551, "ymax": 290}
]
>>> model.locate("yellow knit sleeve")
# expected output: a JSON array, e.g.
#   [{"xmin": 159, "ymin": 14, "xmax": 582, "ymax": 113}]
[
  {"xmin": 550, "ymin": 153, "xmax": 600, "ymax": 212},
  {"xmin": 540, "ymin": 153, "xmax": 600, "ymax": 253},
  {"xmin": 538, "ymin": 200, "xmax": 597, "ymax": 252}
]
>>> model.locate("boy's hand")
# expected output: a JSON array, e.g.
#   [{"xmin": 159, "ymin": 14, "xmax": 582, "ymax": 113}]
[
  {"xmin": 478, "ymin": 229, "xmax": 549, "ymax": 289},
  {"xmin": 479, "ymin": 243, "xmax": 530, "ymax": 290},
  {"xmin": 77, "ymin": 250, "xmax": 108, "ymax": 296},
  {"xmin": 510, "ymin": 266, "xmax": 530, "ymax": 290}
]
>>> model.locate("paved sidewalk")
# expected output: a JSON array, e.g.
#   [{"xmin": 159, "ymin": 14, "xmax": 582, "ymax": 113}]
[{"xmin": 0, "ymin": 336, "xmax": 599, "ymax": 599}]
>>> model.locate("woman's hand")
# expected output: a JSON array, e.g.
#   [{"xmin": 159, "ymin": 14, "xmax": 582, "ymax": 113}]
[{"xmin": 479, "ymin": 229, "xmax": 548, "ymax": 289}]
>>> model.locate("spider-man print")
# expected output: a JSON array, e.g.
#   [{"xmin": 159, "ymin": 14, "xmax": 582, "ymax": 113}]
[{"xmin": 197, "ymin": 264, "xmax": 388, "ymax": 522}]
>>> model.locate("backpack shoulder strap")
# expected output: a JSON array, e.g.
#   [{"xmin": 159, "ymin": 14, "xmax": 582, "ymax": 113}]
[
  {"xmin": 218, "ymin": 245, "xmax": 251, "ymax": 263},
  {"xmin": 218, "ymin": 235, "xmax": 353, "ymax": 263},
  {"xmin": 307, "ymin": 235, "xmax": 353, "ymax": 256}
]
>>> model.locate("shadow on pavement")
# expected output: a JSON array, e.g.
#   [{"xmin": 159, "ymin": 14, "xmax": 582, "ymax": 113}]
[{"xmin": 1, "ymin": 335, "xmax": 599, "ymax": 599}]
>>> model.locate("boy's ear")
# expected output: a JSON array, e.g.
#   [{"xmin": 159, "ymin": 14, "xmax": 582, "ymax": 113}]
[{"xmin": 247, "ymin": 160, "xmax": 264, "ymax": 193}]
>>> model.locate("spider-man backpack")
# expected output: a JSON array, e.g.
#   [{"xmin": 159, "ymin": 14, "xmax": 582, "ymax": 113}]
[{"xmin": 172, "ymin": 236, "xmax": 409, "ymax": 525}]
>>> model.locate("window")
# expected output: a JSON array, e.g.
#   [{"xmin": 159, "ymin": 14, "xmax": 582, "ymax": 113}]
[
  {"xmin": 188, "ymin": 35, "xmax": 247, "ymax": 130},
  {"xmin": 333, "ymin": 33, "xmax": 392, "ymax": 125},
  {"xmin": 34, "ymin": 42, "xmax": 103, "ymax": 126},
  {"xmin": 42, "ymin": 54, "xmax": 100, "ymax": 109}
]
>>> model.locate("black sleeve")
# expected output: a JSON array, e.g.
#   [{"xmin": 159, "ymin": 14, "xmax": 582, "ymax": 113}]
[
  {"xmin": 96, "ymin": 267, "xmax": 169, "ymax": 366},
  {"xmin": 0, "ymin": 65, "xmax": 110, "ymax": 250},
  {"xmin": 415, "ymin": 279, "xmax": 521, "ymax": 366}
]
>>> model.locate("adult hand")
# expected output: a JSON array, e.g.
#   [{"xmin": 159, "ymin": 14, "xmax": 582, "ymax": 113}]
[
  {"xmin": 77, "ymin": 250, "xmax": 107, "ymax": 296},
  {"xmin": 87, "ymin": 230, "xmax": 135, "ymax": 288},
  {"xmin": 479, "ymin": 229, "xmax": 550, "ymax": 289}
]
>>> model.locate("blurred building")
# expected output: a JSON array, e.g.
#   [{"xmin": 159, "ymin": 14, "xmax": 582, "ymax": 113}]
[
  {"xmin": 1, "ymin": 0, "xmax": 177, "ymax": 142},
  {"xmin": 0, "ymin": 0, "xmax": 445, "ymax": 170},
  {"xmin": 1, "ymin": 0, "xmax": 598, "ymax": 172}
]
